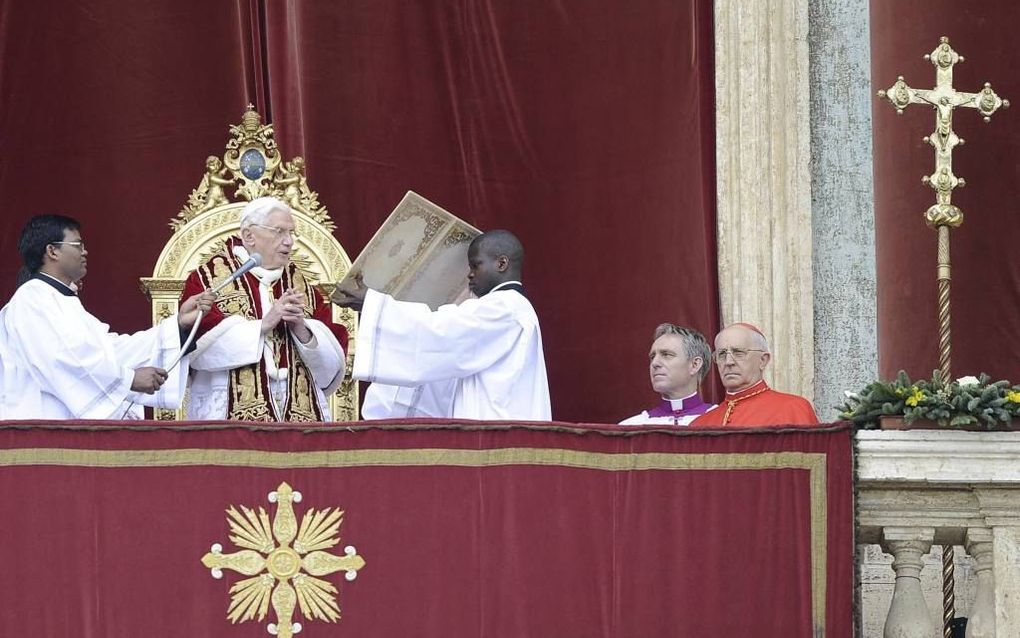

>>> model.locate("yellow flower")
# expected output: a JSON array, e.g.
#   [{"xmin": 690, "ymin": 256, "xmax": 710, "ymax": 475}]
[
  {"xmin": 1006, "ymin": 390, "xmax": 1020, "ymax": 405},
  {"xmin": 905, "ymin": 387, "xmax": 925, "ymax": 407}
]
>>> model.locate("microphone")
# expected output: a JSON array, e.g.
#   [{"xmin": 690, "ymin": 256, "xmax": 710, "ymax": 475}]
[
  {"xmin": 165, "ymin": 252, "xmax": 263, "ymax": 374},
  {"xmin": 212, "ymin": 252, "xmax": 262, "ymax": 293}
]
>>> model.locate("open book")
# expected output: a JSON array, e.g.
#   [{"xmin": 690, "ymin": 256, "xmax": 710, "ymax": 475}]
[{"xmin": 332, "ymin": 191, "xmax": 481, "ymax": 310}]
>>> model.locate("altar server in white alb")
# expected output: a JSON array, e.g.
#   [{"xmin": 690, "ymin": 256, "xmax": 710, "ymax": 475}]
[
  {"xmin": 334, "ymin": 229, "xmax": 551, "ymax": 420},
  {"xmin": 0, "ymin": 214, "xmax": 215, "ymax": 419}
]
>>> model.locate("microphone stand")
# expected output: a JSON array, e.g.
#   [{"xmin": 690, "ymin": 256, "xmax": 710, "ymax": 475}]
[
  {"xmin": 117, "ymin": 253, "xmax": 262, "ymax": 418},
  {"xmin": 165, "ymin": 261, "xmax": 259, "ymax": 372},
  {"xmin": 166, "ymin": 252, "xmax": 263, "ymax": 373}
]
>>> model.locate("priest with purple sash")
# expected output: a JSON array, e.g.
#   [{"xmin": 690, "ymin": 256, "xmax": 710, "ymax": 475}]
[{"xmin": 619, "ymin": 324, "xmax": 714, "ymax": 426}]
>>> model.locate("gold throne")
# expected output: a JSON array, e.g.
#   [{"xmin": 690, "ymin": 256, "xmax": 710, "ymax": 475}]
[{"xmin": 140, "ymin": 106, "xmax": 358, "ymax": 421}]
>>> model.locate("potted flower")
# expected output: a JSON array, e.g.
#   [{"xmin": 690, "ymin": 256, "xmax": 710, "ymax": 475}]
[{"xmin": 839, "ymin": 370, "xmax": 1020, "ymax": 430}]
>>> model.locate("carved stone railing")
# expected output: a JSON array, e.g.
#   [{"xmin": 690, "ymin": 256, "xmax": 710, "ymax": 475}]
[{"xmin": 857, "ymin": 430, "xmax": 1020, "ymax": 637}]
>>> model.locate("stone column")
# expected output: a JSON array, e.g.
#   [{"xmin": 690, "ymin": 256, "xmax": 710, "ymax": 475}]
[
  {"xmin": 714, "ymin": 0, "xmax": 814, "ymax": 400},
  {"xmin": 965, "ymin": 527, "xmax": 996, "ymax": 638},
  {"xmin": 880, "ymin": 526, "xmax": 937, "ymax": 638},
  {"xmin": 806, "ymin": 0, "xmax": 877, "ymax": 419},
  {"xmin": 975, "ymin": 489, "xmax": 1020, "ymax": 637},
  {"xmin": 990, "ymin": 527, "xmax": 1020, "ymax": 637}
]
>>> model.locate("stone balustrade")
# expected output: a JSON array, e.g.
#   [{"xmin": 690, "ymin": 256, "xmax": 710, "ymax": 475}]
[{"xmin": 857, "ymin": 430, "xmax": 1020, "ymax": 637}]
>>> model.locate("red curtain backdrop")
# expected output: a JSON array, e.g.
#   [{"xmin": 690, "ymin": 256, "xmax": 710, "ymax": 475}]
[
  {"xmin": 871, "ymin": 2, "xmax": 1020, "ymax": 383},
  {"xmin": 0, "ymin": 0, "xmax": 719, "ymax": 423},
  {"xmin": 0, "ymin": 0, "xmax": 256, "ymax": 309},
  {"xmin": 0, "ymin": 421, "xmax": 853, "ymax": 637}
]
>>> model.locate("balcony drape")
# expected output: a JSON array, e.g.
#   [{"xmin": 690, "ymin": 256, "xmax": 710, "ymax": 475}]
[{"xmin": 0, "ymin": 421, "xmax": 852, "ymax": 636}]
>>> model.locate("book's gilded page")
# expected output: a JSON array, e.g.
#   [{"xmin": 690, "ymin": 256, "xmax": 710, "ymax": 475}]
[{"xmin": 333, "ymin": 191, "xmax": 481, "ymax": 309}]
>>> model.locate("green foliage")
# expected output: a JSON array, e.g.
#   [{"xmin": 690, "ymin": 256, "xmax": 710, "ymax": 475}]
[{"xmin": 838, "ymin": 370, "xmax": 1020, "ymax": 429}]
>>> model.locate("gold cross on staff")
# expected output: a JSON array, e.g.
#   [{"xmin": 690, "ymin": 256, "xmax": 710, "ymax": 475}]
[
  {"xmin": 876, "ymin": 36, "xmax": 1009, "ymax": 379},
  {"xmin": 878, "ymin": 36, "xmax": 1008, "ymax": 229}
]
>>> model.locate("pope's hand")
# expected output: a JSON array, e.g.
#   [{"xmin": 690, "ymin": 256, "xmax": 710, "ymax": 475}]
[
  {"xmin": 263, "ymin": 289, "xmax": 307, "ymax": 335},
  {"xmin": 131, "ymin": 367, "xmax": 168, "ymax": 394},
  {"xmin": 178, "ymin": 289, "xmax": 216, "ymax": 329}
]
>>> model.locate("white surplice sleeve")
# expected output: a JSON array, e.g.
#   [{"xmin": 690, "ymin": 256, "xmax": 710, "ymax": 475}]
[
  {"xmin": 292, "ymin": 319, "xmax": 346, "ymax": 394},
  {"xmin": 1, "ymin": 284, "xmax": 182, "ymax": 419},
  {"xmin": 353, "ymin": 289, "xmax": 525, "ymax": 386},
  {"xmin": 361, "ymin": 380, "xmax": 457, "ymax": 419},
  {"xmin": 188, "ymin": 316, "xmax": 264, "ymax": 372},
  {"xmin": 106, "ymin": 315, "xmax": 191, "ymax": 411}
]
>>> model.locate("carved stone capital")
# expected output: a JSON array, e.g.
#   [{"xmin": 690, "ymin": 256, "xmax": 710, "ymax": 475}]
[
  {"xmin": 881, "ymin": 527, "xmax": 935, "ymax": 578},
  {"xmin": 965, "ymin": 527, "xmax": 994, "ymax": 571}
]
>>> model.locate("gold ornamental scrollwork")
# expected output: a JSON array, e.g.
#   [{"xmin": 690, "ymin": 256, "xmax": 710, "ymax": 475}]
[
  {"xmin": 201, "ymin": 482, "xmax": 365, "ymax": 637},
  {"xmin": 172, "ymin": 105, "xmax": 333, "ymax": 231}
]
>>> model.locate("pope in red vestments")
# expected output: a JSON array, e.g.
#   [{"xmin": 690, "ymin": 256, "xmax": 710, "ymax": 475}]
[
  {"xmin": 692, "ymin": 323, "xmax": 819, "ymax": 427},
  {"xmin": 181, "ymin": 198, "xmax": 348, "ymax": 421}
]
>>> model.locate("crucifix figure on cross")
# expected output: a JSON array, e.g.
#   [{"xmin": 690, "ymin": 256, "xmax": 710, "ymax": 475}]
[{"xmin": 879, "ymin": 36, "xmax": 1008, "ymax": 230}]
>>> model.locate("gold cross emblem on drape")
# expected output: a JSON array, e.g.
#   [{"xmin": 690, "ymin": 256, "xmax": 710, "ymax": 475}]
[{"xmin": 202, "ymin": 483, "xmax": 366, "ymax": 637}]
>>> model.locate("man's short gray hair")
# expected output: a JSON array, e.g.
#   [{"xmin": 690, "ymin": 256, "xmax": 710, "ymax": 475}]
[
  {"xmin": 749, "ymin": 330, "xmax": 769, "ymax": 352},
  {"xmin": 724, "ymin": 322, "xmax": 770, "ymax": 353},
  {"xmin": 239, "ymin": 197, "xmax": 290, "ymax": 230},
  {"xmin": 652, "ymin": 323, "xmax": 712, "ymax": 382}
]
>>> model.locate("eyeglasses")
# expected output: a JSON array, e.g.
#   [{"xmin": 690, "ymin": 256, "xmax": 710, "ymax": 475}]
[
  {"xmin": 713, "ymin": 348, "xmax": 765, "ymax": 363},
  {"xmin": 52, "ymin": 241, "xmax": 86, "ymax": 252},
  {"xmin": 251, "ymin": 223, "xmax": 299, "ymax": 240}
]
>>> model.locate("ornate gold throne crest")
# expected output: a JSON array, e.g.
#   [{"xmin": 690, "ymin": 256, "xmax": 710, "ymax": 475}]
[{"xmin": 140, "ymin": 106, "xmax": 358, "ymax": 421}]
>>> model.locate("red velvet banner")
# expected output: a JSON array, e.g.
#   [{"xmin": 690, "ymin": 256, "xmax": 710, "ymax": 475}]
[{"xmin": 0, "ymin": 421, "xmax": 852, "ymax": 636}]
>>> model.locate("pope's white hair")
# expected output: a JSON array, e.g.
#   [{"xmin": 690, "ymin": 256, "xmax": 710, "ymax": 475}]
[{"xmin": 239, "ymin": 197, "xmax": 291, "ymax": 229}]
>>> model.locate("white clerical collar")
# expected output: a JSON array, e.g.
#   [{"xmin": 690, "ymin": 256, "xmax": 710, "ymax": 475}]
[
  {"xmin": 491, "ymin": 281, "xmax": 523, "ymax": 292},
  {"xmin": 232, "ymin": 244, "xmax": 284, "ymax": 286},
  {"xmin": 662, "ymin": 390, "xmax": 699, "ymax": 410},
  {"xmin": 35, "ymin": 272, "xmax": 78, "ymax": 295}
]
